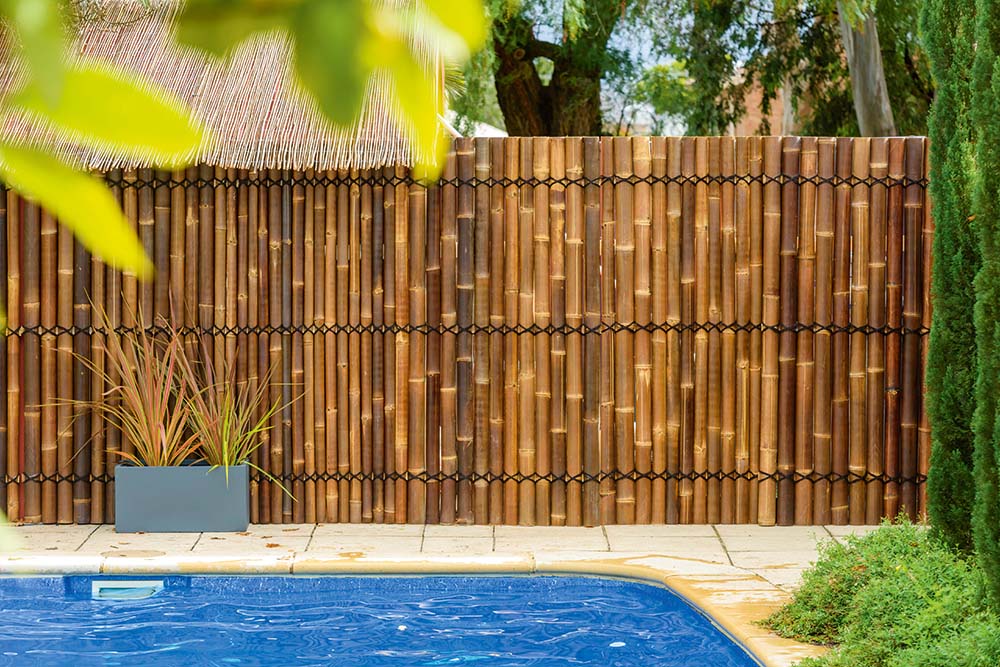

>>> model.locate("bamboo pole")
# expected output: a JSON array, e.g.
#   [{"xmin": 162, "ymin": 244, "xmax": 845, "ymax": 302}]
[
  {"xmin": 568, "ymin": 137, "xmax": 588, "ymax": 526},
  {"xmin": 533, "ymin": 137, "xmax": 552, "ymax": 525},
  {"xmin": 381, "ymin": 167, "xmax": 394, "ymax": 523},
  {"xmin": 882, "ymin": 139, "xmax": 904, "ymax": 518},
  {"xmin": 599, "ymin": 138, "xmax": 616, "ymax": 524},
  {"xmin": 292, "ymin": 174, "xmax": 307, "ymax": 523},
  {"xmin": 347, "ymin": 172, "xmax": 362, "ymax": 523},
  {"xmin": 919, "ymin": 138, "xmax": 932, "ymax": 517},
  {"xmin": 266, "ymin": 169, "xmax": 283, "ymax": 523},
  {"xmin": 866, "ymin": 139, "xmax": 888, "ymax": 524},
  {"xmin": 440, "ymin": 146, "xmax": 458, "ymax": 524},
  {"xmin": 849, "ymin": 139, "xmax": 871, "ymax": 525},
  {"xmin": 747, "ymin": 138, "xmax": 763, "ymax": 522},
  {"xmin": 236, "ymin": 170, "xmax": 252, "ymax": 519},
  {"xmin": 777, "ymin": 137, "xmax": 800, "ymax": 526},
  {"xmin": 719, "ymin": 137, "xmax": 736, "ymax": 524},
  {"xmin": 56, "ymin": 192, "xmax": 74, "ymax": 523},
  {"xmin": 473, "ymin": 138, "xmax": 490, "ymax": 523},
  {"xmin": 831, "ymin": 138, "xmax": 853, "ymax": 525},
  {"xmin": 549, "ymin": 137, "xmax": 567, "ymax": 526},
  {"xmin": 614, "ymin": 136, "xmax": 636, "ymax": 524},
  {"xmin": 634, "ymin": 137, "xmax": 653, "ymax": 524},
  {"xmin": 758, "ymin": 136, "xmax": 781, "ymax": 526},
  {"xmin": 666, "ymin": 137, "xmax": 683, "ymax": 523},
  {"xmin": 248, "ymin": 171, "xmax": 263, "ymax": 521},
  {"xmin": 900, "ymin": 137, "xmax": 924, "ymax": 518},
  {"xmin": 795, "ymin": 138, "xmax": 817, "ymax": 525},
  {"xmin": 0, "ymin": 187, "xmax": 6, "ymax": 517},
  {"xmin": 407, "ymin": 177, "xmax": 427, "ymax": 523},
  {"xmin": 734, "ymin": 138, "xmax": 752, "ymax": 523},
  {"xmin": 73, "ymin": 234, "xmax": 92, "ymax": 523},
  {"xmin": 138, "ymin": 169, "xmax": 154, "ymax": 326},
  {"xmin": 336, "ymin": 172, "xmax": 351, "ymax": 522},
  {"xmin": 280, "ymin": 171, "xmax": 294, "ymax": 523},
  {"xmin": 489, "ymin": 137, "xmax": 505, "ymax": 524},
  {"xmin": 43, "ymin": 210, "xmax": 60, "ymax": 522},
  {"xmin": 813, "ymin": 138, "xmax": 836, "ymax": 524},
  {"xmin": 504, "ymin": 138, "xmax": 520, "ymax": 525},
  {"xmin": 679, "ymin": 137, "xmax": 696, "ymax": 523},
  {"xmin": 651, "ymin": 136, "xmax": 668, "ymax": 523},
  {"xmin": 23, "ymin": 199, "xmax": 41, "ymax": 524},
  {"xmin": 370, "ymin": 175, "xmax": 384, "ymax": 522},
  {"xmin": 693, "ymin": 137, "xmax": 710, "ymax": 524},
  {"xmin": 90, "ymin": 208, "xmax": 107, "ymax": 522},
  {"xmin": 7, "ymin": 189, "xmax": 20, "ymax": 522},
  {"xmin": 517, "ymin": 137, "xmax": 537, "ymax": 525},
  {"xmin": 456, "ymin": 138, "xmax": 474, "ymax": 523},
  {"xmin": 425, "ymin": 176, "xmax": 442, "ymax": 523},
  {"xmin": 303, "ymin": 174, "xmax": 317, "ymax": 522},
  {"xmin": 360, "ymin": 173, "xmax": 375, "ymax": 522},
  {"xmin": 706, "ymin": 137, "xmax": 722, "ymax": 524}
]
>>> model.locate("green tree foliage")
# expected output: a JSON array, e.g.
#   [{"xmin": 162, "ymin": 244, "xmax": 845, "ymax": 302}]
[
  {"xmin": 648, "ymin": 0, "xmax": 930, "ymax": 136},
  {"xmin": 970, "ymin": 0, "xmax": 1000, "ymax": 606},
  {"xmin": 922, "ymin": 0, "xmax": 979, "ymax": 553}
]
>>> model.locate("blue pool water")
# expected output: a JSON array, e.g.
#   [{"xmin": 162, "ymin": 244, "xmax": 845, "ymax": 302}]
[{"xmin": 0, "ymin": 575, "xmax": 761, "ymax": 666}]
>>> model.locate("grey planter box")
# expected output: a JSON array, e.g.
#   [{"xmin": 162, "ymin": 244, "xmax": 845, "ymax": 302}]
[{"xmin": 115, "ymin": 464, "xmax": 250, "ymax": 533}]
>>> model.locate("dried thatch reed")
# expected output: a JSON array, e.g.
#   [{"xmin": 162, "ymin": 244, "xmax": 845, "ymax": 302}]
[{"xmin": 2, "ymin": 136, "xmax": 931, "ymax": 525}]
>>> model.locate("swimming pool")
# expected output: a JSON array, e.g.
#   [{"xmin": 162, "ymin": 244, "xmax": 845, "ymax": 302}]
[{"xmin": 0, "ymin": 575, "xmax": 761, "ymax": 666}]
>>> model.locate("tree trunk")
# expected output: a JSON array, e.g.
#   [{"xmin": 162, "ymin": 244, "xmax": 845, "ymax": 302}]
[{"xmin": 838, "ymin": 6, "xmax": 897, "ymax": 136}]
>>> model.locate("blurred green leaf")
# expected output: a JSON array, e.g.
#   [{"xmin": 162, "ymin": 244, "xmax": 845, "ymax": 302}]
[
  {"xmin": 176, "ymin": 0, "xmax": 298, "ymax": 57},
  {"xmin": 14, "ymin": 63, "xmax": 204, "ymax": 168},
  {"xmin": 422, "ymin": 0, "xmax": 487, "ymax": 51},
  {"xmin": 0, "ymin": 143, "xmax": 152, "ymax": 279},
  {"xmin": 3, "ymin": 0, "xmax": 66, "ymax": 106},
  {"xmin": 292, "ymin": 0, "xmax": 373, "ymax": 126},
  {"xmin": 379, "ymin": 40, "xmax": 445, "ymax": 176}
]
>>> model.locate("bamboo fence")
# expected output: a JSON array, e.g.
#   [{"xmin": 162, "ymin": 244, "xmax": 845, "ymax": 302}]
[{"xmin": 0, "ymin": 136, "xmax": 930, "ymax": 525}]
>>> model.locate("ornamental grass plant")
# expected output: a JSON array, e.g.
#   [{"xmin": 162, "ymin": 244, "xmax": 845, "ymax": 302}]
[{"xmin": 765, "ymin": 519, "xmax": 1000, "ymax": 667}]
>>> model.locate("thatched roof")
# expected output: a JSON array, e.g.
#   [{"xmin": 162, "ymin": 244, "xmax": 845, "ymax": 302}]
[{"xmin": 0, "ymin": 0, "xmax": 439, "ymax": 170}]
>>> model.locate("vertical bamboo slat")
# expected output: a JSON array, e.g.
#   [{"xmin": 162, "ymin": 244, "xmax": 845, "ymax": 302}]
[
  {"xmin": 900, "ymin": 137, "xmax": 924, "ymax": 518},
  {"xmin": 440, "ymin": 148, "xmax": 458, "ymax": 524},
  {"xmin": 795, "ymin": 138, "xmax": 816, "ymax": 525},
  {"xmin": 503, "ymin": 139, "xmax": 520, "ymax": 525},
  {"xmin": 666, "ymin": 138, "xmax": 683, "ymax": 523},
  {"xmin": 613, "ymin": 137, "xmax": 636, "ymax": 524},
  {"xmin": 867, "ymin": 139, "xmax": 888, "ymax": 524},
  {"xmin": 407, "ymin": 180, "xmax": 427, "ymax": 523},
  {"xmin": 706, "ymin": 138, "xmax": 722, "ymax": 524},
  {"xmin": 7, "ymin": 190, "xmax": 20, "ymax": 522},
  {"xmin": 518, "ymin": 138, "xmax": 536, "ymax": 525},
  {"xmin": 488, "ymin": 137, "xmax": 505, "ymax": 524},
  {"xmin": 456, "ymin": 139, "xmax": 474, "ymax": 523},
  {"xmin": 831, "ymin": 139, "xmax": 853, "ymax": 525},
  {"xmin": 777, "ymin": 137, "xmax": 800, "ymax": 526},
  {"xmin": 533, "ymin": 138, "xmax": 552, "ymax": 525},
  {"xmin": 582, "ymin": 137, "xmax": 600, "ymax": 526},
  {"xmin": 651, "ymin": 137, "xmax": 669, "ymax": 523},
  {"xmin": 23, "ymin": 201, "xmax": 40, "ymax": 524},
  {"xmin": 40, "ymin": 211, "xmax": 57, "ymax": 524},
  {"xmin": 883, "ymin": 139, "xmax": 904, "ymax": 518},
  {"xmin": 473, "ymin": 138, "xmax": 490, "ymax": 523},
  {"xmin": 758, "ymin": 137, "xmax": 781, "ymax": 526},
  {"xmin": 679, "ymin": 138, "xmax": 695, "ymax": 523},
  {"xmin": 849, "ymin": 139, "xmax": 871, "ymax": 525},
  {"xmin": 719, "ymin": 137, "xmax": 736, "ymax": 524},
  {"xmin": 813, "ymin": 139, "xmax": 836, "ymax": 524},
  {"xmin": 634, "ymin": 137, "xmax": 653, "ymax": 524},
  {"xmin": 549, "ymin": 138, "xmax": 567, "ymax": 526},
  {"xmin": 599, "ymin": 138, "xmax": 616, "ymax": 524}
]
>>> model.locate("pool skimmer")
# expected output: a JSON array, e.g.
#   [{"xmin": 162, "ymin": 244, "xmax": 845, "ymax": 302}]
[{"xmin": 91, "ymin": 580, "xmax": 164, "ymax": 600}]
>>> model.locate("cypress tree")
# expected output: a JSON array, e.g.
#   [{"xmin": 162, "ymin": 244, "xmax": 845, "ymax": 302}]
[
  {"xmin": 921, "ymin": 0, "xmax": 979, "ymax": 552},
  {"xmin": 971, "ymin": 0, "xmax": 1000, "ymax": 605}
]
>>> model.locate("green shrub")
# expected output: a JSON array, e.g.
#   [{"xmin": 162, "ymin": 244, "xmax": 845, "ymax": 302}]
[{"xmin": 764, "ymin": 520, "xmax": 1000, "ymax": 667}]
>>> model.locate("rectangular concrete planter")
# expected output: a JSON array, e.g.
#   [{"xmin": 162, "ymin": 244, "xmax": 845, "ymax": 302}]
[{"xmin": 114, "ymin": 463, "xmax": 250, "ymax": 533}]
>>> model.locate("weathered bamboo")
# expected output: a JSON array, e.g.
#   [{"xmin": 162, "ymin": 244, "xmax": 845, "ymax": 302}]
[
  {"xmin": 56, "ymin": 192, "xmax": 74, "ymax": 523},
  {"xmin": 706, "ymin": 137, "xmax": 723, "ymax": 523},
  {"xmin": 831, "ymin": 138, "xmax": 853, "ymax": 525},
  {"xmin": 533, "ymin": 137, "xmax": 552, "ymax": 525},
  {"xmin": 503, "ymin": 138, "xmax": 520, "ymax": 525},
  {"xmin": 488, "ymin": 137, "xmax": 505, "ymax": 524},
  {"xmin": 795, "ymin": 138, "xmax": 816, "ymax": 525},
  {"xmin": 440, "ymin": 147, "xmax": 458, "ymax": 524},
  {"xmin": 23, "ymin": 200, "xmax": 41, "ymax": 524},
  {"xmin": 456, "ymin": 138, "xmax": 474, "ymax": 523},
  {"xmin": 73, "ymin": 236, "xmax": 92, "ymax": 523},
  {"xmin": 867, "ymin": 139, "xmax": 888, "ymax": 523},
  {"xmin": 651, "ymin": 136, "xmax": 669, "ymax": 523},
  {"xmin": 280, "ymin": 172, "xmax": 294, "ymax": 523},
  {"xmin": 678, "ymin": 138, "xmax": 696, "ymax": 523},
  {"xmin": 919, "ymin": 138, "xmax": 932, "ymax": 517},
  {"xmin": 849, "ymin": 139, "xmax": 871, "ymax": 525},
  {"xmin": 302, "ymin": 175, "xmax": 317, "ymax": 522},
  {"xmin": 90, "ymin": 212, "xmax": 107, "ymax": 522},
  {"xmin": 40, "ymin": 210, "xmax": 57, "ymax": 523},
  {"xmin": 348, "ymin": 172, "xmax": 362, "ymax": 524},
  {"xmin": 882, "ymin": 139, "xmax": 904, "ymax": 518},
  {"xmin": 549, "ymin": 137, "xmax": 568, "ymax": 526},
  {"xmin": 813, "ymin": 138, "xmax": 836, "ymax": 525},
  {"xmin": 137, "ymin": 170, "xmax": 154, "ymax": 325},
  {"xmin": 518, "ymin": 138, "xmax": 537, "ymax": 525},
  {"xmin": 666, "ymin": 137, "xmax": 683, "ymax": 523},
  {"xmin": 568, "ymin": 137, "xmax": 588, "ymax": 526},
  {"xmin": 266, "ymin": 170, "xmax": 283, "ymax": 522},
  {"xmin": 614, "ymin": 136, "xmax": 637, "ymax": 524},
  {"xmin": 758, "ymin": 136, "xmax": 781, "ymax": 526},
  {"xmin": 599, "ymin": 138, "xmax": 616, "ymax": 524},
  {"xmin": 473, "ymin": 138, "xmax": 491, "ymax": 523},
  {"xmin": 336, "ymin": 173, "xmax": 351, "ymax": 522},
  {"xmin": 634, "ymin": 137, "xmax": 653, "ymax": 524},
  {"xmin": 236, "ymin": 171, "xmax": 252, "ymax": 519},
  {"xmin": 249, "ymin": 171, "xmax": 264, "ymax": 521},
  {"xmin": 719, "ymin": 137, "xmax": 736, "ymax": 524},
  {"xmin": 777, "ymin": 137, "xmax": 800, "ymax": 526},
  {"xmin": 407, "ymin": 179, "xmax": 427, "ymax": 523}
]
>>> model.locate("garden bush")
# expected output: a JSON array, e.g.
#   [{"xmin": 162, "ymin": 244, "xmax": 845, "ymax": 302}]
[{"xmin": 765, "ymin": 520, "xmax": 1000, "ymax": 667}]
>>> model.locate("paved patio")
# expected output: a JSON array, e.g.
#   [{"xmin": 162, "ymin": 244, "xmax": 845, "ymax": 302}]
[{"xmin": 0, "ymin": 523, "xmax": 879, "ymax": 667}]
